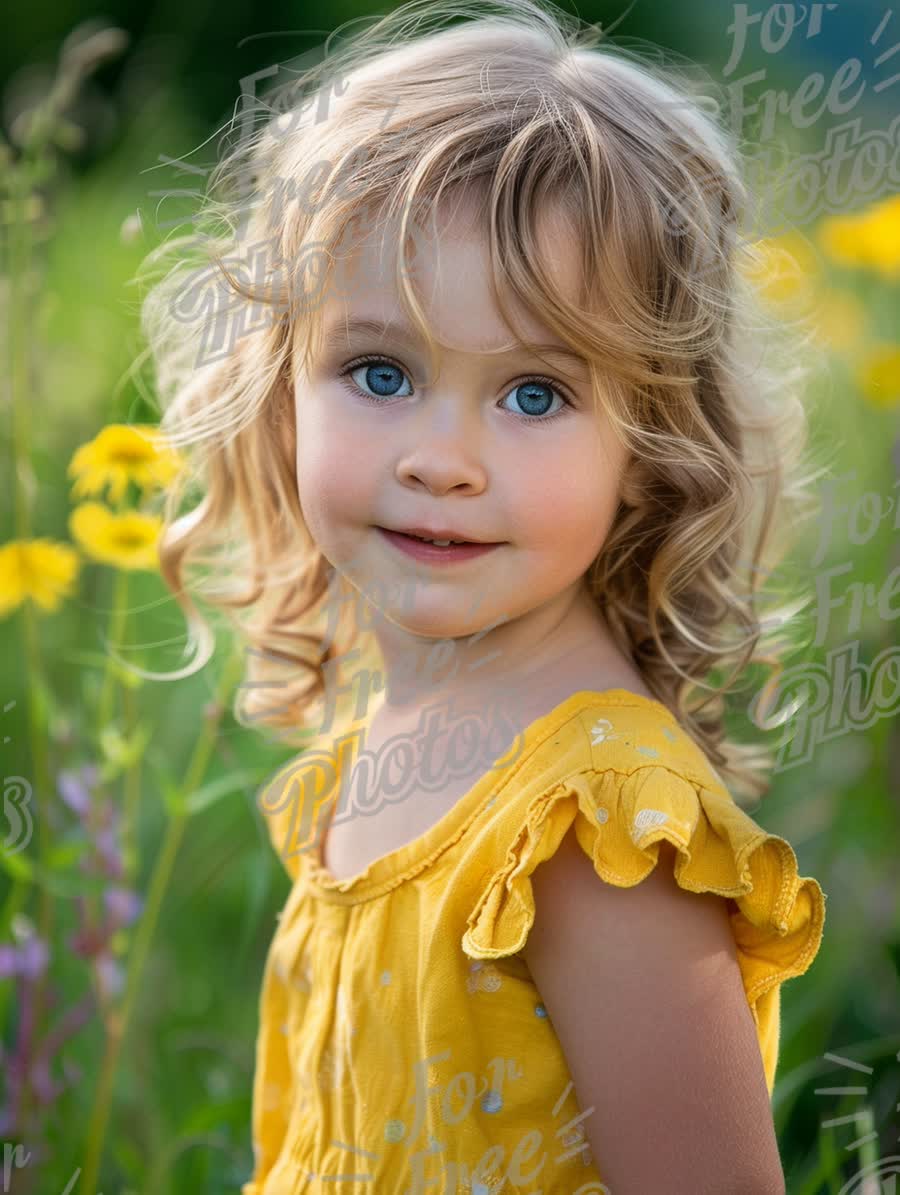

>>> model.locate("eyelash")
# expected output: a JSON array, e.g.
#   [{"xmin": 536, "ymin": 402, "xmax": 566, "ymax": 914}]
[{"xmin": 337, "ymin": 354, "xmax": 575, "ymax": 424}]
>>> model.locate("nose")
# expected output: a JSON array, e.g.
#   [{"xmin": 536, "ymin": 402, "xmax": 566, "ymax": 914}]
[{"xmin": 394, "ymin": 391, "xmax": 488, "ymax": 495}]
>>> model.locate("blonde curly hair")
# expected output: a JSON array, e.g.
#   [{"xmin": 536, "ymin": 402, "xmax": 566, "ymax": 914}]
[{"xmin": 136, "ymin": 0, "xmax": 830, "ymax": 803}]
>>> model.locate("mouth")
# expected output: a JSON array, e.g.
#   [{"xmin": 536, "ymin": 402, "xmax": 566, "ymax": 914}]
[
  {"xmin": 377, "ymin": 526, "xmax": 502, "ymax": 547},
  {"xmin": 375, "ymin": 526, "xmax": 504, "ymax": 561}
]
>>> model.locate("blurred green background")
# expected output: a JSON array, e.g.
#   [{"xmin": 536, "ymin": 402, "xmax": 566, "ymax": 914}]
[{"xmin": 1, "ymin": 0, "xmax": 899, "ymax": 1191}]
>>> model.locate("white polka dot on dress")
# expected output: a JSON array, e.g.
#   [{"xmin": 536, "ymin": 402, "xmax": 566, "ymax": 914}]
[
  {"xmin": 632, "ymin": 808, "xmax": 669, "ymax": 840},
  {"xmin": 590, "ymin": 718, "xmax": 620, "ymax": 745}
]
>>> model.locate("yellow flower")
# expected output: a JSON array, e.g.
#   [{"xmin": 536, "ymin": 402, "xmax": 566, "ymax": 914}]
[
  {"xmin": 69, "ymin": 503, "xmax": 163, "ymax": 570},
  {"xmin": 817, "ymin": 194, "xmax": 900, "ymax": 276},
  {"xmin": 0, "ymin": 539, "xmax": 81, "ymax": 618},
  {"xmin": 856, "ymin": 344, "xmax": 900, "ymax": 409},
  {"xmin": 68, "ymin": 424, "xmax": 183, "ymax": 504},
  {"xmin": 817, "ymin": 212, "xmax": 871, "ymax": 268},
  {"xmin": 860, "ymin": 194, "xmax": 900, "ymax": 277}
]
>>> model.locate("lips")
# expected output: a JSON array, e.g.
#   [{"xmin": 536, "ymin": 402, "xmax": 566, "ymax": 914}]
[
  {"xmin": 375, "ymin": 527, "xmax": 503, "ymax": 563},
  {"xmin": 381, "ymin": 525, "xmax": 497, "ymax": 546},
  {"xmin": 403, "ymin": 532, "xmax": 470, "ymax": 546}
]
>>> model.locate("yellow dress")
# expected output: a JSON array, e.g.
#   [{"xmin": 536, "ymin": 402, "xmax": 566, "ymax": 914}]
[{"xmin": 242, "ymin": 688, "xmax": 826, "ymax": 1194}]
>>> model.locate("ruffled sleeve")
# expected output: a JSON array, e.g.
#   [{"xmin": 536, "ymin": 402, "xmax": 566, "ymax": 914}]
[{"xmin": 462, "ymin": 763, "xmax": 826, "ymax": 1090}]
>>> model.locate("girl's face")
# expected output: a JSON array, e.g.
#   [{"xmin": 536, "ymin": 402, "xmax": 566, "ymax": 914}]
[{"xmin": 292, "ymin": 191, "xmax": 629, "ymax": 645}]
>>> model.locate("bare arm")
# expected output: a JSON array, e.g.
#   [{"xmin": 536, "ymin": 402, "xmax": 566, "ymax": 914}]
[{"xmin": 521, "ymin": 830, "xmax": 786, "ymax": 1194}]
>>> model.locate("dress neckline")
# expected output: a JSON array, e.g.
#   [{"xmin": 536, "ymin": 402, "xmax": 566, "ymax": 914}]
[{"xmin": 300, "ymin": 687, "xmax": 677, "ymax": 904}]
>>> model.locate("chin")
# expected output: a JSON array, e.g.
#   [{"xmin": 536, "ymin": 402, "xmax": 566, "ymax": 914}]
[{"xmin": 379, "ymin": 605, "xmax": 489, "ymax": 641}]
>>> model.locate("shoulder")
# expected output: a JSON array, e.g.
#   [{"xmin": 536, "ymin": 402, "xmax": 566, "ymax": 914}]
[
  {"xmin": 513, "ymin": 689, "xmax": 721, "ymax": 804},
  {"xmin": 461, "ymin": 694, "xmax": 826, "ymax": 1093},
  {"xmin": 565, "ymin": 693, "xmax": 719, "ymax": 786}
]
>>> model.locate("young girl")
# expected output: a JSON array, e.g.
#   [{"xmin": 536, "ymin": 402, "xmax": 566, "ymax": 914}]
[{"xmin": 142, "ymin": 0, "xmax": 827, "ymax": 1190}]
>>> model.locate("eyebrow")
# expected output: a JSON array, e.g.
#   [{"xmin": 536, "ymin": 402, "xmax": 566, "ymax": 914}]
[{"xmin": 320, "ymin": 317, "xmax": 589, "ymax": 367}]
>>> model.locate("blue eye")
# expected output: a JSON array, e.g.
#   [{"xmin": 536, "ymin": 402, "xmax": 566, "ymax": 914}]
[
  {"xmin": 338, "ymin": 355, "xmax": 573, "ymax": 424},
  {"xmin": 345, "ymin": 358, "xmax": 413, "ymax": 399},
  {"xmin": 501, "ymin": 380, "xmax": 566, "ymax": 420}
]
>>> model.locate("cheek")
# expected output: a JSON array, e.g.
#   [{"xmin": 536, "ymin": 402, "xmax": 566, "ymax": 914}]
[
  {"xmin": 509, "ymin": 433, "xmax": 622, "ymax": 558},
  {"xmin": 295, "ymin": 390, "xmax": 378, "ymax": 531}
]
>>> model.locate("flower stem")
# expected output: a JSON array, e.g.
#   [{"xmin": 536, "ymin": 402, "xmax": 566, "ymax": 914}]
[
  {"xmin": 77, "ymin": 566, "xmax": 131, "ymax": 1033},
  {"xmin": 122, "ymin": 666, "xmax": 142, "ymax": 880},
  {"xmin": 97, "ymin": 568, "xmax": 130, "ymax": 733},
  {"xmin": 79, "ymin": 640, "xmax": 244, "ymax": 1192}
]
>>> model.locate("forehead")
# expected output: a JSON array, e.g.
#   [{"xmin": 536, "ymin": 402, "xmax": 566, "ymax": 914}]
[{"xmin": 310, "ymin": 190, "xmax": 584, "ymax": 356}]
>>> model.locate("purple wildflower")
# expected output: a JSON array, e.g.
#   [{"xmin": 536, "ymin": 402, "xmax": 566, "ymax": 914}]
[
  {"xmin": 103, "ymin": 886, "xmax": 143, "ymax": 930},
  {"xmin": 0, "ymin": 944, "xmax": 20, "ymax": 978},
  {"xmin": 95, "ymin": 822, "xmax": 123, "ymax": 879},
  {"xmin": 94, "ymin": 953, "xmax": 124, "ymax": 1003},
  {"xmin": 0, "ymin": 937, "xmax": 49, "ymax": 980},
  {"xmin": 56, "ymin": 764, "xmax": 99, "ymax": 815}
]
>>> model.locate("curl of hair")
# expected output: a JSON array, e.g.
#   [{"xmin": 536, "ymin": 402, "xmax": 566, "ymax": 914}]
[{"xmin": 135, "ymin": 0, "xmax": 832, "ymax": 803}]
